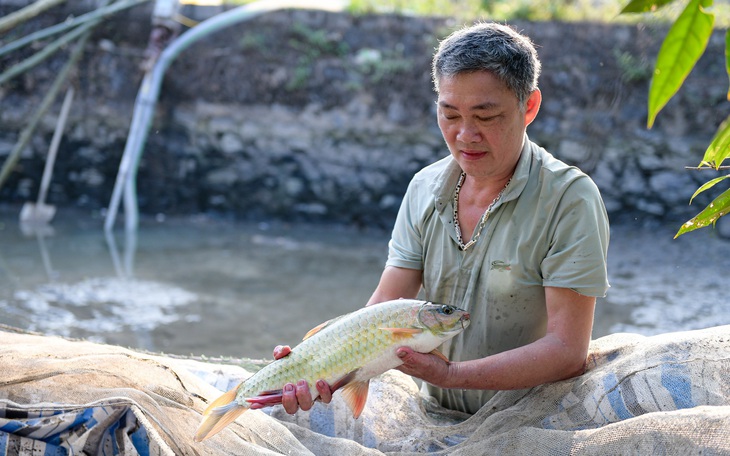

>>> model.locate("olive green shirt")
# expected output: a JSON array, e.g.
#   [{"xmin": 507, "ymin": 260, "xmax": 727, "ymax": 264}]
[{"xmin": 386, "ymin": 136, "xmax": 610, "ymax": 414}]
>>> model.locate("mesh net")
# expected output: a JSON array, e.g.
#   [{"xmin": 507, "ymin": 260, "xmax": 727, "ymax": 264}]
[{"xmin": 1, "ymin": 324, "xmax": 728, "ymax": 455}]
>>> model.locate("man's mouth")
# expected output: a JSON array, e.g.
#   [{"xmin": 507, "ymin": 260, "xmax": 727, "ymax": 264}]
[{"xmin": 460, "ymin": 150, "xmax": 487, "ymax": 160}]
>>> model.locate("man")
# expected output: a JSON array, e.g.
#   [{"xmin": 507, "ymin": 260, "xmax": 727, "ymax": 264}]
[{"xmin": 277, "ymin": 22, "xmax": 609, "ymax": 415}]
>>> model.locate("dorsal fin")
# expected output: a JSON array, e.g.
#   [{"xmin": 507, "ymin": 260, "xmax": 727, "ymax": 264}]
[
  {"xmin": 303, "ymin": 319, "xmax": 331, "ymax": 340},
  {"xmin": 303, "ymin": 314, "xmax": 348, "ymax": 340}
]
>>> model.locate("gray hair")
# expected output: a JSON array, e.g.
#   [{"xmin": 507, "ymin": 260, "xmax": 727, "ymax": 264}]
[{"xmin": 432, "ymin": 22, "xmax": 541, "ymax": 107}]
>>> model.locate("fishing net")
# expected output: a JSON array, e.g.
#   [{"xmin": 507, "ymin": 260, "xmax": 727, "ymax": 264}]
[{"xmin": 1, "ymin": 324, "xmax": 729, "ymax": 455}]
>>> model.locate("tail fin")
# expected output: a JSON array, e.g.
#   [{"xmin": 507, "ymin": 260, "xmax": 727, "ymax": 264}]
[{"xmin": 194, "ymin": 384, "xmax": 248, "ymax": 442}]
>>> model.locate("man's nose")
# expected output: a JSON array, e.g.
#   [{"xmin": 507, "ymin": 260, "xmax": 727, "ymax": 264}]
[{"xmin": 455, "ymin": 120, "xmax": 482, "ymax": 143}]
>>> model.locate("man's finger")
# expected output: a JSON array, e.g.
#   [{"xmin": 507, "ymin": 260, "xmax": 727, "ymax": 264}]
[
  {"xmin": 295, "ymin": 379, "xmax": 314, "ymax": 411},
  {"xmin": 396, "ymin": 347, "xmax": 415, "ymax": 364},
  {"xmin": 316, "ymin": 379, "xmax": 332, "ymax": 404},
  {"xmin": 273, "ymin": 345, "xmax": 292, "ymax": 360},
  {"xmin": 282, "ymin": 383, "xmax": 298, "ymax": 414}
]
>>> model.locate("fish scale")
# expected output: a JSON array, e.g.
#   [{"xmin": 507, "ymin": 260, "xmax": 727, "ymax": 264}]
[{"xmin": 194, "ymin": 299, "xmax": 470, "ymax": 442}]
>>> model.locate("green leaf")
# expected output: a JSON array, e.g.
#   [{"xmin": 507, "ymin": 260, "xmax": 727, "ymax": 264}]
[
  {"xmin": 689, "ymin": 175, "xmax": 730, "ymax": 203},
  {"xmin": 620, "ymin": 0, "xmax": 677, "ymax": 14},
  {"xmin": 726, "ymin": 29, "xmax": 730, "ymax": 100},
  {"xmin": 647, "ymin": 0, "xmax": 715, "ymax": 128},
  {"xmin": 675, "ymin": 186, "xmax": 730, "ymax": 238},
  {"xmin": 702, "ymin": 115, "xmax": 730, "ymax": 169}
]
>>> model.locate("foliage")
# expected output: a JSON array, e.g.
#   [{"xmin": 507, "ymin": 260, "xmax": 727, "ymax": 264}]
[
  {"xmin": 353, "ymin": 47, "xmax": 413, "ymax": 83},
  {"xmin": 348, "ymin": 0, "xmax": 624, "ymax": 21},
  {"xmin": 341, "ymin": 0, "xmax": 483, "ymax": 19},
  {"xmin": 226, "ymin": 0, "xmax": 629, "ymax": 22},
  {"xmin": 622, "ymin": 0, "xmax": 730, "ymax": 237},
  {"xmin": 613, "ymin": 49, "xmax": 653, "ymax": 83},
  {"xmin": 285, "ymin": 22, "xmax": 349, "ymax": 91}
]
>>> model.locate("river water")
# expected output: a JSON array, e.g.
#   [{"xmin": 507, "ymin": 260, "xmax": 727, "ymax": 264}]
[{"xmin": 1, "ymin": 206, "xmax": 728, "ymax": 360}]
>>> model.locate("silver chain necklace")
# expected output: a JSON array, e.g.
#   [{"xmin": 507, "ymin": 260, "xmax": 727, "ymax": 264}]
[{"xmin": 453, "ymin": 172, "xmax": 510, "ymax": 251}]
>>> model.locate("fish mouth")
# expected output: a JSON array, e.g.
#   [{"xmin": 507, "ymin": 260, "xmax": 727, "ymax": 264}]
[{"xmin": 460, "ymin": 313, "xmax": 470, "ymax": 330}]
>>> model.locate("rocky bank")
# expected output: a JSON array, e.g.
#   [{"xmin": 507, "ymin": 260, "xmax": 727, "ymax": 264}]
[{"xmin": 0, "ymin": 3, "xmax": 727, "ymax": 229}]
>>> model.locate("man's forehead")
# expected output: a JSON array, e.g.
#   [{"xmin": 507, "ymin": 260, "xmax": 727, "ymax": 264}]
[
  {"xmin": 437, "ymin": 98, "xmax": 503, "ymax": 111},
  {"xmin": 436, "ymin": 72, "xmax": 515, "ymax": 108}
]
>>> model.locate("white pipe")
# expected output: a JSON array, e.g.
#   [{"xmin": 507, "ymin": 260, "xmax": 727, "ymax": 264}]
[{"xmin": 104, "ymin": 0, "xmax": 346, "ymax": 233}]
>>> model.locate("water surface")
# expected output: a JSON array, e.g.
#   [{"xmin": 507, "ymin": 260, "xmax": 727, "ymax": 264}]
[{"xmin": 1, "ymin": 206, "xmax": 728, "ymax": 360}]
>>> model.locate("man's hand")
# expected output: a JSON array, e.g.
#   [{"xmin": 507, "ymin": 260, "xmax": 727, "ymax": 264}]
[
  {"xmin": 395, "ymin": 347, "xmax": 451, "ymax": 388},
  {"xmin": 271, "ymin": 345, "xmax": 333, "ymax": 414}
]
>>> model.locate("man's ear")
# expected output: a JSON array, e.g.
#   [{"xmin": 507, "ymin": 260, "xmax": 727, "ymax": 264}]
[{"xmin": 524, "ymin": 89, "xmax": 542, "ymax": 126}]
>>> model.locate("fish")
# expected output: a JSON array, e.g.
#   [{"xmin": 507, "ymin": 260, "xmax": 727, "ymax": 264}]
[{"xmin": 194, "ymin": 298, "xmax": 470, "ymax": 442}]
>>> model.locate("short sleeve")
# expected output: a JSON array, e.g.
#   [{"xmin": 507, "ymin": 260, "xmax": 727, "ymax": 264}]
[
  {"xmin": 541, "ymin": 176, "xmax": 610, "ymax": 297},
  {"xmin": 386, "ymin": 179, "xmax": 426, "ymax": 270}
]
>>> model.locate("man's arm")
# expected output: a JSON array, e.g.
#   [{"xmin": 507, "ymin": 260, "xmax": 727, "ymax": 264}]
[
  {"xmin": 366, "ymin": 265, "xmax": 423, "ymax": 306},
  {"xmin": 395, "ymin": 286, "xmax": 595, "ymax": 390}
]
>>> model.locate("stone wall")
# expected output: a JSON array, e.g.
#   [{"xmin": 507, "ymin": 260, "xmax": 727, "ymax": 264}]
[{"xmin": 0, "ymin": 4, "xmax": 727, "ymax": 228}]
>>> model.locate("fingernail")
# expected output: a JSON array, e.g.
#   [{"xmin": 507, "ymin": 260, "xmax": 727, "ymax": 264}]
[
  {"xmin": 284, "ymin": 384, "xmax": 294, "ymax": 392},
  {"xmin": 397, "ymin": 350, "xmax": 407, "ymax": 358},
  {"xmin": 317, "ymin": 380, "xmax": 326, "ymax": 389},
  {"xmin": 297, "ymin": 380, "xmax": 307, "ymax": 387}
]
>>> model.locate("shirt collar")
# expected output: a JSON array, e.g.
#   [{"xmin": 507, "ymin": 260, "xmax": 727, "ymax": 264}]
[
  {"xmin": 500, "ymin": 134, "xmax": 532, "ymax": 206},
  {"xmin": 431, "ymin": 158, "xmax": 463, "ymax": 214},
  {"xmin": 431, "ymin": 134, "xmax": 534, "ymax": 214}
]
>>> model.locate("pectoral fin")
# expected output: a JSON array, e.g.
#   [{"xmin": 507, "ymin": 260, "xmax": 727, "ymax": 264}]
[
  {"xmin": 430, "ymin": 348, "xmax": 450, "ymax": 363},
  {"xmin": 379, "ymin": 327, "xmax": 423, "ymax": 341}
]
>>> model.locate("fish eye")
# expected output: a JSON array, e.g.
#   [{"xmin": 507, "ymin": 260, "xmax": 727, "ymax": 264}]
[{"xmin": 441, "ymin": 305, "xmax": 454, "ymax": 315}]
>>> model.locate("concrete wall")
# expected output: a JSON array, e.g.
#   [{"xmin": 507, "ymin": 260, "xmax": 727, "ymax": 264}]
[{"xmin": 0, "ymin": 5, "xmax": 726, "ymax": 227}]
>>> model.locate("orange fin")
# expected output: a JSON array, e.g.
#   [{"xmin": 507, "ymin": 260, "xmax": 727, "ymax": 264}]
[
  {"xmin": 379, "ymin": 327, "xmax": 423, "ymax": 341},
  {"xmin": 194, "ymin": 384, "xmax": 248, "ymax": 442},
  {"xmin": 303, "ymin": 314, "xmax": 348, "ymax": 340},
  {"xmin": 340, "ymin": 379, "xmax": 370, "ymax": 419},
  {"xmin": 202, "ymin": 383, "xmax": 239, "ymax": 416},
  {"xmin": 429, "ymin": 348, "xmax": 449, "ymax": 363},
  {"xmin": 330, "ymin": 369, "xmax": 358, "ymax": 392},
  {"xmin": 303, "ymin": 319, "xmax": 331, "ymax": 340}
]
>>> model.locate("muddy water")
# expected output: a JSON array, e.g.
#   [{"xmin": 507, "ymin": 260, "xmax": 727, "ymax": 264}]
[{"xmin": 1, "ymin": 207, "xmax": 728, "ymax": 360}]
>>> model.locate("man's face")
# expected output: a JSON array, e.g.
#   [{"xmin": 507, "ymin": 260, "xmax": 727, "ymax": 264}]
[{"xmin": 436, "ymin": 71, "xmax": 540, "ymax": 180}]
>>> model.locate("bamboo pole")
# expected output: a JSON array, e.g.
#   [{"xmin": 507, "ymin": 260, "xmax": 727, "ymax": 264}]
[
  {"xmin": 0, "ymin": 0, "xmax": 67, "ymax": 35},
  {"xmin": 0, "ymin": 18, "xmax": 97, "ymax": 86},
  {"xmin": 0, "ymin": 0, "xmax": 150, "ymax": 58},
  {"xmin": 0, "ymin": 32, "xmax": 89, "ymax": 191},
  {"xmin": 37, "ymin": 87, "xmax": 75, "ymax": 207}
]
